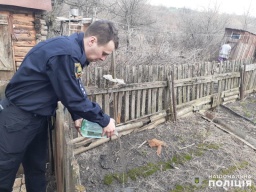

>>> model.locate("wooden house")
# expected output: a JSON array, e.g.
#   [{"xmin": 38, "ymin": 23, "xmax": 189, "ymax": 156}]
[
  {"xmin": 0, "ymin": 0, "xmax": 51, "ymax": 81},
  {"xmin": 223, "ymin": 27, "xmax": 256, "ymax": 61}
]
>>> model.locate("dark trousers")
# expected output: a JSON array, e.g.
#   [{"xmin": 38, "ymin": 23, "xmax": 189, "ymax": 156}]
[{"xmin": 0, "ymin": 99, "xmax": 48, "ymax": 192}]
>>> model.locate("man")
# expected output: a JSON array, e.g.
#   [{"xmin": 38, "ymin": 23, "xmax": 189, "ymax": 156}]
[
  {"xmin": 0, "ymin": 20, "xmax": 119, "ymax": 192},
  {"xmin": 218, "ymin": 41, "xmax": 232, "ymax": 62}
]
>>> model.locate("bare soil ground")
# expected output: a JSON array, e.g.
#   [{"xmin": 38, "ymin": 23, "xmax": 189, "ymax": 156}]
[{"xmin": 77, "ymin": 93, "xmax": 256, "ymax": 192}]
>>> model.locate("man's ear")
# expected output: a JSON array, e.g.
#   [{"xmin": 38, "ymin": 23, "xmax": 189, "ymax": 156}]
[{"xmin": 88, "ymin": 36, "xmax": 97, "ymax": 46}]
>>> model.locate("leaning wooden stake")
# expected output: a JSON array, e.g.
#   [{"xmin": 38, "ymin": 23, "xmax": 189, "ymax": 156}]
[{"xmin": 200, "ymin": 113, "xmax": 256, "ymax": 150}]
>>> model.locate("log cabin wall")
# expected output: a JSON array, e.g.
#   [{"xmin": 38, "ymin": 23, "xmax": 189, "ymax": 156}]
[
  {"xmin": 0, "ymin": 6, "xmax": 48, "ymax": 100},
  {"xmin": 0, "ymin": 6, "xmax": 48, "ymax": 77},
  {"xmin": 12, "ymin": 11, "xmax": 36, "ymax": 70},
  {"xmin": 12, "ymin": 11, "xmax": 48, "ymax": 70}
]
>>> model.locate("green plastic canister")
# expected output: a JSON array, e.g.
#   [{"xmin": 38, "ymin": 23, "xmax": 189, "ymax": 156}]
[{"xmin": 80, "ymin": 119, "xmax": 107, "ymax": 138}]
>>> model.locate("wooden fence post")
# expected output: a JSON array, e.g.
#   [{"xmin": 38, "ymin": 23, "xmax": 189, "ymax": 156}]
[
  {"xmin": 110, "ymin": 51, "xmax": 118, "ymax": 122},
  {"xmin": 55, "ymin": 102, "xmax": 64, "ymax": 192},
  {"xmin": 167, "ymin": 76, "xmax": 173, "ymax": 121},
  {"xmin": 170, "ymin": 71, "xmax": 177, "ymax": 121},
  {"xmin": 240, "ymin": 64, "xmax": 245, "ymax": 100}
]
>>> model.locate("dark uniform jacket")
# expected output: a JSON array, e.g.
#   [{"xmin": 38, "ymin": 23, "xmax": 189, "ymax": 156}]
[{"xmin": 5, "ymin": 32, "xmax": 110, "ymax": 127}]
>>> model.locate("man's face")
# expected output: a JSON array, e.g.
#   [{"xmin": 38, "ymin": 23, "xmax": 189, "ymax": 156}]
[{"xmin": 84, "ymin": 36, "xmax": 115, "ymax": 62}]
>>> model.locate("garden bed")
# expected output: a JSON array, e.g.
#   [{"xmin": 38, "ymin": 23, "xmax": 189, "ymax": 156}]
[{"xmin": 77, "ymin": 93, "xmax": 256, "ymax": 192}]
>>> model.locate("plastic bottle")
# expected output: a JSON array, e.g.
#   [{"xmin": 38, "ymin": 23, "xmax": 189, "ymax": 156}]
[{"xmin": 80, "ymin": 119, "xmax": 106, "ymax": 138}]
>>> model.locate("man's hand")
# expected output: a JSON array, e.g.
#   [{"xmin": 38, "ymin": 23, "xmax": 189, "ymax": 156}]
[
  {"xmin": 102, "ymin": 118, "xmax": 116, "ymax": 138},
  {"xmin": 74, "ymin": 118, "xmax": 83, "ymax": 136}
]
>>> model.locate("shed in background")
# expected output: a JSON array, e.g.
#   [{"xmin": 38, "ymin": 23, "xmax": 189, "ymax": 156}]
[
  {"xmin": 0, "ymin": 0, "xmax": 51, "ymax": 81},
  {"xmin": 223, "ymin": 27, "xmax": 256, "ymax": 61}
]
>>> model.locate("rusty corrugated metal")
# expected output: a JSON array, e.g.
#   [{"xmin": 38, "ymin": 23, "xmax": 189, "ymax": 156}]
[{"xmin": 0, "ymin": 0, "xmax": 52, "ymax": 11}]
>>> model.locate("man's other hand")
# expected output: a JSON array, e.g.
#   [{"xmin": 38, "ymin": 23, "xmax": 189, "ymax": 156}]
[
  {"xmin": 74, "ymin": 118, "xmax": 83, "ymax": 136},
  {"xmin": 102, "ymin": 118, "xmax": 116, "ymax": 138}
]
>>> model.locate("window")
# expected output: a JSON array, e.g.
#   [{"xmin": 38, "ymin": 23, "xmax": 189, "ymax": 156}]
[{"xmin": 231, "ymin": 32, "xmax": 241, "ymax": 39}]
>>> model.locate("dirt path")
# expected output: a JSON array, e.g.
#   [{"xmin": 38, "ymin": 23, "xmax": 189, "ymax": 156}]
[{"xmin": 77, "ymin": 94, "xmax": 256, "ymax": 192}]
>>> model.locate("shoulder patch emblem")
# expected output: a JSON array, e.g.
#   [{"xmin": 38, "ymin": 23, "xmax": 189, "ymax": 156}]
[{"xmin": 75, "ymin": 63, "xmax": 82, "ymax": 79}]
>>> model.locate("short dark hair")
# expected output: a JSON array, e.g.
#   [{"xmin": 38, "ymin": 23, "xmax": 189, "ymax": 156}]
[{"xmin": 84, "ymin": 20, "xmax": 119, "ymax": 49}]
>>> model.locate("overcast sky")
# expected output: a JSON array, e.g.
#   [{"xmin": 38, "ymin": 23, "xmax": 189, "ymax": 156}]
[{"xmin": 149, "ymin": 0, "xmax": 256, "ymax": 16}]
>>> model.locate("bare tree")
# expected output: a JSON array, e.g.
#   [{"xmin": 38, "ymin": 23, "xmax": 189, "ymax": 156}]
[
  {"xmin": 63, "ymin": 0, "xmax": 106, "ymax": 18},
  {"xmin": 178, "ymin": 4, "xmax": 230, "ymax": 61},
  {"xmin": 241, "ymin": 0, "xmax": 253, "ymax": 31},
  {"xmin": 105, "ymin": 0, "xmax": 154, "ymax": 50},
  {"xmin": 45, "ymin": 0, "xmax": 66, "ymax": 38}
]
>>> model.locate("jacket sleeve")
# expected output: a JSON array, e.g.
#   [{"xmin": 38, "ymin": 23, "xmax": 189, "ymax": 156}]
[{"xmin": 46, "ymin": 55, "xmax": 110, "ymax": 127}]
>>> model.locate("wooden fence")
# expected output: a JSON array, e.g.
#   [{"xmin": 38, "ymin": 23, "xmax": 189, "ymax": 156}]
[
  {"xmin": 83, "ymin": 59, "xmax": 254, "ymax": 123},
  {"xmin": 53, "ymin": 59, "xmax": 256, "ymax": 192}
]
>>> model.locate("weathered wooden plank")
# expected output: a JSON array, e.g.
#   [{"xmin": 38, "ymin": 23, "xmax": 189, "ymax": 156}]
[
  {"xmin": 210, "ymin": 81, "xmax": 214, "ymax": 95},
  {"xmin": 131, "ymin": 91, "xmax": 136, "ymax": 119},
  {"xmin": 153, "ymin": 65, "xmax": 158, "ymax": 81},
  {"xmin": 147, "ymin": 89, "xmax": 152, "ymax": 114},
  {"xmin": 247, "ymin": 70, "xmax": 255, "ymax": 90},
  {"xmin": 132, "ymin": 66, "xmax": 137, "ymax": 83},
  {"xmin": 186, "ymin": 65, "xmax": 192, "ymax": 101},
  {"xmin": 138, "ymin": 65, "xmax": 142, "ymax": 83},
  {"xmin": 200, "ymin": 83, "xmax": 204, "ymax": 98},
  {"xmin": 141, "ymin": 89, "xmax": 147, "ymax": 116},
  {"xmin": 177, "ymin": 65, "xmax": 182, "ymax": 104},
  {"xmin": 13, "ymin": 25, "xmax": 36, "ymax": 34},
  {"xmin": 86, "ymin": 81, "xmax": 167, "ymax": 95},
  {"xmin": 95, "ymin": 67, "xmax": 99, "ymax": 88},
  {"xmin": 223, "ymin": 88, "xmax": 239, "ymax": 97},
  {"xmin": 13, "ymin": 13, "xmax": 34, "ymax": 18},
  {"xmin": 136, "ymin": 90, "xmax": 141, "ymax": 118},
  {"xmin": 158, "ymin": 88, "xmax": 163, "ymax": 111},
  {"xmin": 181, "ymin": 65, "xmax": 187, "ymax": 102},
  {"xmin": 12, "ymin": 20, "xmax": 34, "ymax": 27},
  {"xmin": 12, "ymin": 34, "xmax": 35, "ymax": 41},
  {"xmin": 136, "ymin": 65, "xmax": 142, "ymax": 118},
  {"xmin": 126, "ymin": 65, "xmax": 130, "ymax": 84},
  {"xmin": 148, "ymin": 65, "xmax": 153, "ymax": 82},
  {"xmin": 227, "ymin": 78, "xmax": 231, "ymax": 91},
  {"xmin": 223, "ymin": 95, "xmax": 239, "ymax": 102},
  {"xmin": 158, "ymin": 66, "xmax": 164, "ymax": 81},
  {"xmin": 117, "ymin": 92, "xmax": 123, "ymax": 124},
  {"xmin": 143, "ymin": 65, "xmax": 148, "ymax": 83},
  {"xmin": 98, "ymin": 67, "xmax": 104, "ymax": 88},
  {"xmin": 252, "ymin": 70, "xmax": 256, "ymax": 89},
  {"xmin": 13, "ymin": 40, "xmax": 36, "ymax": 47},
  {"xmin": 245, "ymin": 63, "xmax": 256, "ymax": 71},
  {"xmin": 152, "ymin": 88, "xmax": 157, "ymax": 113},
  {"xmin": 14, "ymin": 46, "xmax": 33, "ymax": 53},
  {"xmin": 104, "ymin": 94, "xmax": 110, "ymax": 115},
  {"xmin": 174, "ymin": 72, "xmax": 240, "ymax": 87},
  {"xmin": 12, "ymin": 14, "xmax": 35, "ymax": 23},
  {"xmin": 196, "ymin": 83, "xmax": 200, "ymax": 99},
  {"xmin": 244, "ymin": 70, "xmax": 251, "ymax": 92},
  {"xmin": 95, "ymin": 94, "xmax": 102, "ymax": 108},
  {"xmin": 125, "ymin": 91, "xmax": 130, "ymax": 122},
  {"xmin": 191, "ymin": 84, "xmax": 196, "ymax": 100},
  {"xmin": 55, "ymin": 102, "xmax": 64, "ymax": 192}
]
